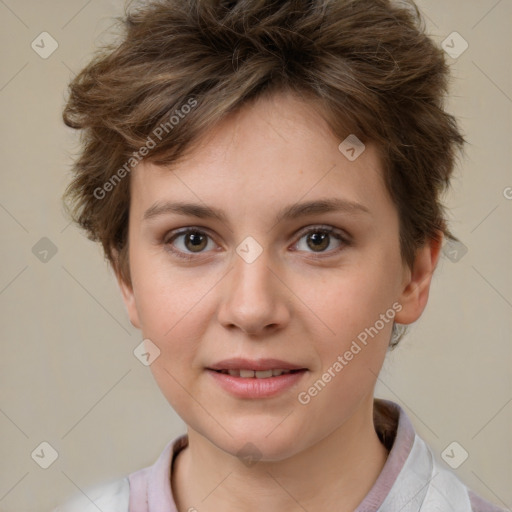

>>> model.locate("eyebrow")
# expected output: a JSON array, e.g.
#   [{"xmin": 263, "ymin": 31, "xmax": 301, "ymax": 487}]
[{"xmin": 142, "ymin": 198, "xmax": 370, "ymax": 224}]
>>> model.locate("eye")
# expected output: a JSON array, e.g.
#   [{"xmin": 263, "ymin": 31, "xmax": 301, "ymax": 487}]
[
  {"xmin": 163, "ymin": 225, "xmax": 350, "ymax": 261},
  {"xmin": 164, "ymin": 228, "xmax": 217, "ymax": 260},
  {"xmin": 292, "ymin": 226, "xmax": 349, "ymax": 256}
]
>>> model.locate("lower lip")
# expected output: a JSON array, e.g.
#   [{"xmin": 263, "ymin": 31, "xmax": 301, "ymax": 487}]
[{"xmin": 206, "ymin": 369, "xmax": 307, "ymax": 399}]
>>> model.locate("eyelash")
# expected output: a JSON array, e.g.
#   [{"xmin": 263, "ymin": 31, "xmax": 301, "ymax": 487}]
[{"xmin": 163, "ymin": 225, "xmax": 351, "ymax": 261}]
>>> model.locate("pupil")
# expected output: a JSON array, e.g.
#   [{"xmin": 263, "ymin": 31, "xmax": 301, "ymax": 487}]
[
  {"xmin": 308, "ymin": 232, "xmax": 328, "ymax": 251},
  {"xmin": 187, "ymin": 232, "xmax": 206, "ymax": 251}
]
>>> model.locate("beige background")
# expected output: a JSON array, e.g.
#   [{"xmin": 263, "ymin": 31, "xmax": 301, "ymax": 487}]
[{"xmin": 0, "ymin": 1, "xmax": 511, "ymax": 511}]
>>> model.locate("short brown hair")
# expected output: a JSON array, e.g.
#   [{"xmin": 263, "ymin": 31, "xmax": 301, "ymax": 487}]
[{"xmin": 62, "ymin": 0, "xmax": 464, "ymax": 296}]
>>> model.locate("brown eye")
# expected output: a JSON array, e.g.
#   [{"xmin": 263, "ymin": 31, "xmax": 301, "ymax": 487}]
[
  {"xmin": 306, "ymin": 231, "xmax": 330, "ymax": 252},
  {"xmin": 294, "ymin": 226, "xmax": 348, "ymax": 255},
  {"xmin": 183, "ymin": 231, "xmax": 208, "ymax": 252},
  {"xmin": 165, "ymin": 229, "xmax": 215, "ymax": 259}
]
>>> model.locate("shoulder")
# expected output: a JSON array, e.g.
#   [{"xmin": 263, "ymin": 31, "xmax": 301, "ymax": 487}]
[
  {"xmin": 53, "ymin": 476, "xmax": 130, "ymax": 512},
  {"xmin": 468, "ymin": 489, "xmax": 508, "ymax": 512},
  {"xmin": 425, "ymin": 440, "xmax": 507, "ymax": 512},
  {"xmin": 372, "ymin": 400, "xmax": 507, "ymax": 512}
]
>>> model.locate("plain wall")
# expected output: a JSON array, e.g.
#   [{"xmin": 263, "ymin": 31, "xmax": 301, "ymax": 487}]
[{"xmin": 0, "ymin": 1, "xmax": 510, "ymax": 511}]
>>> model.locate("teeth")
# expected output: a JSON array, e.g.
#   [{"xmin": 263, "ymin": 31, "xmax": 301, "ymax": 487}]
[
  {"xmin": 220, "ymin": 369, "xmax": 294, "ymax": 378},
  {"xmin": 255, "ymin": 370, "xmax": 273, "ymax": 379}
]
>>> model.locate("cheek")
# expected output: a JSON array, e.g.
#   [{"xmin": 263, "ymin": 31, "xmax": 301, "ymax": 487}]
[
  {"xmin": 298, "ymin": 260, "xmax": 400, "ymax": 379},
  {"xmin": 294, "ymin": 272, "xmax": 394, "ymax": 425},
  {"xmin": 135, "ymin": 272, "xmax": 207, "ymax": 409},
  {"xmin": 301, "ymin": 264, "xmax": 400, "ymax": 335},
  {"xmin": 131, "ymin": 251, "xmax": 202, "ymax": 334}
]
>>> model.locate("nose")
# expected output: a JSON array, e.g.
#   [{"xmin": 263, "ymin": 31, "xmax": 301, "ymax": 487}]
[{"xmin": 217, "ymin": 248, "xmax": 291, "ymax": 336}]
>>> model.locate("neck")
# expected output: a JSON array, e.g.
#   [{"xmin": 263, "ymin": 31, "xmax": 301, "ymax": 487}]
[{"xmin": 172, "ymin": 396, "xmax": 388, "ymax": 512}]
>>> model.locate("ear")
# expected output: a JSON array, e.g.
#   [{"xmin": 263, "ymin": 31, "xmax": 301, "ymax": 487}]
[
  {"xmin": 394, "ymin": 233, "xmax": 443, "ymax": 325},
  {"xmin": 112, "ymin": 249, "xmax": 141, "ymax": 330}
]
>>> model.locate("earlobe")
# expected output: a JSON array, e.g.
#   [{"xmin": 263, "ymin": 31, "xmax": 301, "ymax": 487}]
[
  {"xmin": 112, "ymin": 250, "xmax": 141, "ymax": 330},
  {"xmin": 117, "ymin": 274, "xmax": 142, "ymax": 330},
  {"xmin": 394, "ymin": 234, "xmax": 443, "ymax": 325}
]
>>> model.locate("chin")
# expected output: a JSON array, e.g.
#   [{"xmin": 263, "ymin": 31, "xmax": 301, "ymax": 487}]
[
  {"xmin": 183, "ymin": 406, "xmax": 313, "ymax": 461},
  {"xmin": 213, "ymin": 424, "xmax": 304, "ymax": 463}
]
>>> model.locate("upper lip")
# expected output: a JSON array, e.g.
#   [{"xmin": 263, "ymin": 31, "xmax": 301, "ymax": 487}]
[{"xmin": 207, "ymin": 358, "xmax": 307, "ymax": 371}]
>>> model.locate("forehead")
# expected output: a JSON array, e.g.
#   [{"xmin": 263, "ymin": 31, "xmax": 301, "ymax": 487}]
[{"xmin": 130, "ymin": 92, "xmax": 394, "ymax": 225}]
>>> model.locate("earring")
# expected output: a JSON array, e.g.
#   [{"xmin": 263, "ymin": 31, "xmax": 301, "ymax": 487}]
[{"xmin": 390, "ymin": 323, "xmax": 407, "ymax": 347}]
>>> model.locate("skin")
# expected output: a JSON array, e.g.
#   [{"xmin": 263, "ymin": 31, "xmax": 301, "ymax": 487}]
[{"xmin": 116, "ymin": 92, "xmax": 442, "ymax": 512}]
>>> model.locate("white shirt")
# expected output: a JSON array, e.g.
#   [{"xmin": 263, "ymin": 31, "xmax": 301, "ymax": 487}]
[{"xmin": 54, "ymin": 399, "xmax": 506, "ymax": 512}]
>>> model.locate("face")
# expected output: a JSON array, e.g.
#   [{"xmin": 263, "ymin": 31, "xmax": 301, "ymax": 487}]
[{"xmin": 117, "ymin": 92, "xmax": 438, "ymax": 461}]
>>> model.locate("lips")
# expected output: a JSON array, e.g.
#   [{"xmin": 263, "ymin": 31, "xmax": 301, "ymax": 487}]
[
  {"xmin": 206, "ymin": 359, "xmax": 308, "ymax": 398},
  {"xmin": 214, "ymin": 368, "xmax": 303, "ymax": 378},
  {"xmin": 207, "ymin": 358, "xmax": 308, "ymax": 377}
]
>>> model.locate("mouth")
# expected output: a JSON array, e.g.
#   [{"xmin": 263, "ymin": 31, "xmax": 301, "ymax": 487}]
[
  {"xmin": 206, "ymin": 366, "xmax": 308, "ymax": 399},
  {"xmin": 207, "ymin": 358, "xmax": 308, "ymax": 376},
  {"xmin": 205, "ymin": 358, "xmax": 308, "ymax": 398},
  {"xmin": 208, "ymin": 368, "xmax": 306, "ymax": 378}
]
